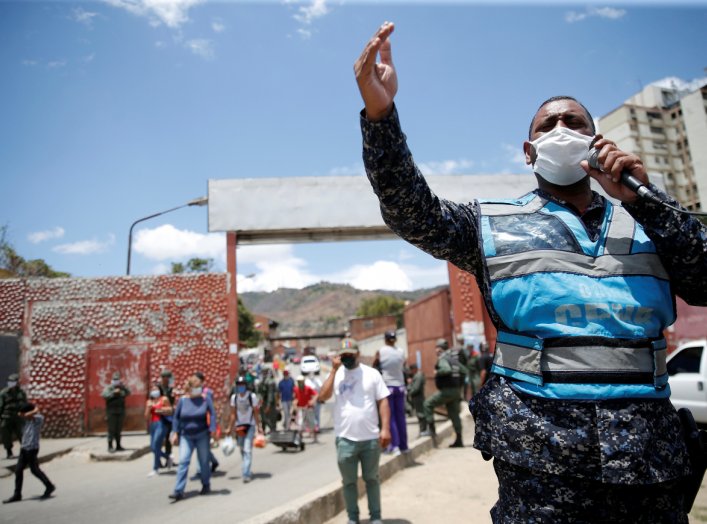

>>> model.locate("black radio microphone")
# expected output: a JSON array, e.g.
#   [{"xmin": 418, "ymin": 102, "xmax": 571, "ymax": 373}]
[{"xmin": 587, "ymin": 148, "xmax": 663, "ymax": 205}]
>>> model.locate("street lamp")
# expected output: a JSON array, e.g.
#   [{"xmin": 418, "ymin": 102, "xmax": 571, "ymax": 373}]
[{"xmin": 126, "ymin": 196, "xmax": 208, "ymax": 275}]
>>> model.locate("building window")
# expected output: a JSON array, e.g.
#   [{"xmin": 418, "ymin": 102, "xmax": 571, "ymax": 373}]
[
  {"xmin": 653, "ymin": 141, "xmax": 668, "ymax": 150},
  {"xmin": 650, "ymin": 126, "xmax": 665, "ymax": 134},
  {"xmin": 647, "ymin": 111, "xmax": 662, "ymax": 120}
]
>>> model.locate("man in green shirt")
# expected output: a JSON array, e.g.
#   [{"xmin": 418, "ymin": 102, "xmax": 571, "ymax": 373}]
[
  {"xmin": 101, "ymin": 371, "xmax": 130, "ymax": 452},
  {"xmin": 421, "ymin": 339, "xmax": 467, "ymax": 448}
]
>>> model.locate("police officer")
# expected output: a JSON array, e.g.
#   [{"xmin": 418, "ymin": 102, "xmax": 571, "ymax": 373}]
[
  {"xmin": 406, "ymin": 363, "xmax": 426, "ymax": 436},
  {"xmin": 0, "ymin": 373, "xmax": 27, "ymax": 458},
  {"xmin": 101, "ymin": 371, "xmax": 130, "ymax": 452},
  {"xmin": 258, "ymin": 368, "xmax": 278, "ymax": 434},
  {"xmin": 421, "ymin": 339, "xmax": 467, "ymax": 448}
]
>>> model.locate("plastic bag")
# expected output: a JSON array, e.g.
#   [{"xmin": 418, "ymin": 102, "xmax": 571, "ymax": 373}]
[
  {"xmin": 221, "ymin": 436, "xmax": 236, "ymax": 456},
  {"xmin": 254, "ymin": 434, "xmax": 266, "ymax": 449}
]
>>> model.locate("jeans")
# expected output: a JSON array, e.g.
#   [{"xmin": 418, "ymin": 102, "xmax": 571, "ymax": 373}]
[
  {"xmin": 14, "ymin": 448, "xmax": 53, "ymax": 496},
  {"xmin": 387, "ymin": 385, "xmax": 408, "ymax": 451},
  {"xmin": 336, "ymin": 437, "xmax": 382, "ymax": 522},
  {"xmin": 281, "ymin": 400, "xmax": 292, "ymax": 429},
  {"xmin": 149, "ymin": 420, "xmax": 169, "ymax": 471},
  {"xmin": 237, "ymin": 424, "xmax": 256, "ymax": 479},
  {"xmin": 173, "ymin": 431, "xmax": 210, "ymax": 494}
]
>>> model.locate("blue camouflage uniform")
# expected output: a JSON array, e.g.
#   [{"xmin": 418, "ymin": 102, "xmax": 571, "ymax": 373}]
[{"xmin": 361, "ymin": 105, "xmax": 707, "ymax": 523}]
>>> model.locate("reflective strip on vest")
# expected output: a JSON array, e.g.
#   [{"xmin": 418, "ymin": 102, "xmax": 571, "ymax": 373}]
[{"xmin": 492, "ymin": 335, "xmax": 667, "ymax": 387}]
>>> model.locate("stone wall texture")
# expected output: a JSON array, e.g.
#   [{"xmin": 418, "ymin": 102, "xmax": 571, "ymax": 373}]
[{"xmin": 0, "ymin": 274, "xmax": 229, "ymax": 437}]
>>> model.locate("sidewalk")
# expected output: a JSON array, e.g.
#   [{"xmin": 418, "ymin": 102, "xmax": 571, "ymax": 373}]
[{"xmin": 0, "ymin": 432, "xmax": 152, "ymax": 477}]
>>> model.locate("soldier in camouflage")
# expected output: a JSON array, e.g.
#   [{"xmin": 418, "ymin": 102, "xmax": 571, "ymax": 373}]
[
  {"xmin": 421, "ymin": 339, "xmax": 467, "ymax": 448},
  {"xmin": 355, "ymin": 22, "xmax": 707, "ymax": 523},
  {"xmin": 0, "ymin": 373, "xmax": 27, "ymax": 458}
]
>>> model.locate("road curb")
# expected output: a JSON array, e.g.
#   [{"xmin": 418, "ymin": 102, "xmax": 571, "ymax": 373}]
[{"xmin": 242, "ymin": 417, "xmax": 457, "ymax": 524}]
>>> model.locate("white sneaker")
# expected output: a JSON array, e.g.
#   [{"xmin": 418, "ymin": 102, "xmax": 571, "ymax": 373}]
[
  {"xmin": 391, "ymin": 447, "xmax": 401, "ymax": 456},
  {"xmin": 166, "ymin": 456, "xmax": 174, "ymax": 468},
  {"xmin": 147, "ymin": 470, "xmax": 158, "ymax": 477}
]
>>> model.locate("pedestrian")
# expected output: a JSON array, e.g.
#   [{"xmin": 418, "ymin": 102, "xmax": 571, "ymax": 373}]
[
  {"xmin": 226, "ymin": 376, "xmax": 262, "ymax": 483},
  {"xmin": 168, "ymin": 374, "xmax": 217, "ymax": 501},
  {"xmin": 3, "ymin": 402, "xmax": 55, "ymax": 504},
  {"xmin": 293, "ymin": 375, "xmax": 318, "ymax": 443},
  {"xmin": 258, "ymin": 368, "xmax": 278, "ymax": 435},
  {"xmin": 277, "ymin": 369, "xmax": 295, "ymax": 430},
  {"xmin": 0, "ymin": 373, "xmax": 27, "ymax": 459},
  {"xmin": 406, "ymin": 363, "xmax": 426, "ymax": 437},
  {"xmin": 101, "ymin": 371, "xmax": 130, "ymax": 452},
  {"xmin": 420, "ymin": 339, "xmax": 467, "ymax": 448},
  {"xmin": 372, "ymin": 330, "xmax": 407, "ymax": 455},
  {"xmin": 355, "ymin": 21, "xmax": 707, "ymax": 521},
  {"xmin": 145, "ymin": 385, "xmax": 173, "ymax": 477},
  {"xmin": 478, "ymin": 342, "xmax": 493, "ymax": 387},
  {"xmin": 193, "ymin": 371, "xmax": 219, "ymax": 474},
  {"xmin": 157, "ymin": 369, "xmax": 175, "ymax": 463},
  {"xmin": 318, "ymin": 338, "xmax": 391, "ymax": 524},
  {"xmin": 307, "ymin": 370, "xmax": 324, "ymax": 433}
]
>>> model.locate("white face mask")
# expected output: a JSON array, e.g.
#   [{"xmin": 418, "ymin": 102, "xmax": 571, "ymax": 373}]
[
  {"xmin": 7, "ymin": 381, "xmax": 17, "ymax": 388},
  {"xmin": 111, "ymin": 380, "xmax": 120, "ymax": 386},
  {"xmin": 530, "ymin": 126, "xmax": 594, "ymax": 186},
  {"xmin": 191, "ymin": 387, "xmax": 203, "ymax": 397},
  {"xmin": 150, "ymin": 390, "xmax": 161, "ymax": 399}
]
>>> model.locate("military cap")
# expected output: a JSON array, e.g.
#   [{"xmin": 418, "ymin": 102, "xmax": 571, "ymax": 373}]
[
  {"xmin": 435, "ymin": 338, "xmax": 449, "ymax": 350},
  {"xmin": 112, "ymin": 371, "xmax": 121, "ymax": 380},
  {"xmin": 8, "ymin": 373, "xmax": 19, "ymax": 382}
]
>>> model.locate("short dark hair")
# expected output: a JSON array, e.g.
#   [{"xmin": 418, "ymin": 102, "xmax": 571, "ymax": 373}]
[
  {"xmin": 528, "ymin": 96, "xmax": 595, "ymax": 139},
  {"xmin": 194, "ymin": 371, "xmax": 205, "ymax": 381}
]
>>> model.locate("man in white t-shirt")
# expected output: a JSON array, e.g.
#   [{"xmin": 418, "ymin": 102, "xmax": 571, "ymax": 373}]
[{"xmin": 319, "ymin": 338, "xmax": 391, "ymax": 524}]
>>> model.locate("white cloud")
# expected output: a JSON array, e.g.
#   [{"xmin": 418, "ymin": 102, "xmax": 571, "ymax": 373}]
[
  {"xmin": 47, "ymin": 60, "xmax": 67, "ymax": 69},
  {"xmin": 71, "ymin": 7, "xmax": 99, "ymax": 27},
  {"xmin": 334, "ymin": 260, "xmax": 413, "ymax": 291},
  {"xmin": 418, "ymin": 158, "xmax": 475, "ymax": 175},
  {"xmin": 292, "ymin": 0, "xmax": 329, "ymax": 39},
  {"xmin": 28, "ymin": 227, "xmax": 65, "ymax": 244},
  {"xmin": 133, "ymin": 224, "xmax": 224, "ymax": 261},
  {"xmin": 502, "ymin": 144, "xmax": 527, "ymax": 166},
  {"xmin": 328, "ymin": 162, "xmax": 365, "ymax": 177},
  {"xmin": 565, "ymin": 6, "xmax": 626, "ymax": 23},
  {"xmin": 83, "ymin": 53, "xmax": 96, "ymax": 64},
  {"xmin": 212, "ymin": 20, "xmax": 225, "ymax": 33},
  {"xmin": 185, "ymin": 39, "xmax": 214, "ymax": 60},
  {"xmin": 53, "ymin": 234, "xmax": 115, "ymax": 255},
  {"xmin": 21, "ymin": 60, "xmax": 38, "ymax": 67},
  {"xmin": 104, "ymin": 0, "xmax": 204, "ymax": 29}
]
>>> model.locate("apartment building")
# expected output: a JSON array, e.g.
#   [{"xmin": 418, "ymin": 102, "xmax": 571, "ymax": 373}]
[{"xmin": 598, "ymin": 77, "xmax": 707, "ymax": 210}]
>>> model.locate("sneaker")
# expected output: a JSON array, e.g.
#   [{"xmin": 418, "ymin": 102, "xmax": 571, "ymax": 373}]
[
  {"xmin": 211, "ymin": 461, "xmax": 218, "ymax": 473},
  {"xmin": 115, "ymin": 446, "xmax": 126, "ymax": 452},
  {"xmin": 200, "ymin": 485, "xmax": 211, "ymax": 495},
  {"xmin": 147, "ymin": 470, "xmax": 158, "ymax": 477},
  {"xmin": 41, "ymin": 485, "xmax": 55, "ymax": 499},
  {"xmin": 166, "ymin": 456, "xmax": 174, "ymax": 468},
  {"xmin": 243, "ymin": 476, "xmax": 252, "ymax": 484},
  {"xmin": 3, "ymin": 494, "xmax": 21, "ymax": 504},
  {"xmin": 168, "ymin": 492, "xmax": 184, "ymax": 502},
  {"xmin": 390, "ymin": 446, "xmax": 401, "ymax": 456}
]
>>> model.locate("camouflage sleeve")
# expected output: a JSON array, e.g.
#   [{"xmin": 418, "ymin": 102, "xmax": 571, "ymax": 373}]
[
  {"xmin": 624, "ymin": 184, "xmax": 707, "ymax": 306},
  {"xmin": 360, "ymin": 105, "xmax": 483, "ymax": 276}
]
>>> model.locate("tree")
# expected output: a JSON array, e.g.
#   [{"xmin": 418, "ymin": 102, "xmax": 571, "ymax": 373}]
[
  {"xmin": 170, "ymin": 257, "xmax": 213, "ymax": 274},
  {"xmin": 239, "ymin": 297, "xmax": 262, "ymax": 348},
  {"xmin": 356, "ymin": 295, "xmax": 406, "ymax": 327},
  {"xmin": 0, "ymin": 225, "xmax": 70, "ymax": 279}
]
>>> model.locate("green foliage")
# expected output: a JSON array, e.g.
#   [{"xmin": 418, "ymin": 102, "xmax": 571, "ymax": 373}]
[
  {"xmin": 170, "ymin": 257, "xmax": 213, "ymax": 274},
  {"xmin": 356, "ymin": 295, "xmax": 406, "ymax": 327},
  {"xmin": 0, "ymin": 225, "xmax": 70, "ymax": 279},
  {"xmin": 238, "ymin": 297, "xmax": 262, "ymax": 348}
]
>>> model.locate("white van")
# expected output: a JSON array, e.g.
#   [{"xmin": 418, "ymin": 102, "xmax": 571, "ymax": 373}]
[{"xmin": 667, "ymin": 339, "xmax": 707, "ymax": 424}]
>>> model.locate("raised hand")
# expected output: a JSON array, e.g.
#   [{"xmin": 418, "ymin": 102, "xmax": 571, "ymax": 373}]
[{"xmin": 354, "ymin": 22, "xmax": 398, "ymax": 121}]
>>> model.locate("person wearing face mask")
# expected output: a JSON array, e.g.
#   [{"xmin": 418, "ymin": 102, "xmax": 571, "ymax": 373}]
[
  {"xmin": 355, "ymin": 22, "xmax": 707, "ymax": 523},
  {"xmin": 226, "ymin": 376, "xmax": 262, "ymax": 483},
  {"xmin": 101, "ymin": 371, "xmax": 130, "ymax": 453},
  {"xmin": 145, "ymin": 385, "xmax": 173, "ymax": 477},
  {"xmin": 318, "ymin": 338, "xmax": 391, "ymax": 524},
  {"xmin": 168, "ymin": 375, "xmax": 217, "ymax": 501},
  {"xmin": 0, "ymin": 373, "xmax": 27, "ymax": 459}
]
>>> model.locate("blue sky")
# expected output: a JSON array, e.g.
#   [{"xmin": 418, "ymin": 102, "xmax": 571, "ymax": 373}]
[{"xmin": 2, "ymin": 0, "xmax": 706, "ymax": 292}]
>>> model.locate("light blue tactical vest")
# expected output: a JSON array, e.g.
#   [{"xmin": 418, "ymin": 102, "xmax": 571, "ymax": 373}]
[{"xmin": 478, "ymin": 192, "xmax": 675, "ymax": 400}]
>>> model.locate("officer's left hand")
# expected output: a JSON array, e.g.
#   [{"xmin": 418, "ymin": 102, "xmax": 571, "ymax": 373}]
[
  {"xmin": 379, "ymin": 428, "xmax": 391, "ymax": 449},
  {"xmin": 581, "ymin": 135, "xmax": 649, "ymax": 205}
]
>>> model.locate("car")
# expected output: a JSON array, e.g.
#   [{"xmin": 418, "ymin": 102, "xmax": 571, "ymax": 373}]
[
  {"xmin": 667, "ymin": 339, "xmax": 707, "ymax": 424},
  {"xmin": 300, "ymin": 355, "xmax": 321, "ymax": 374}
]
